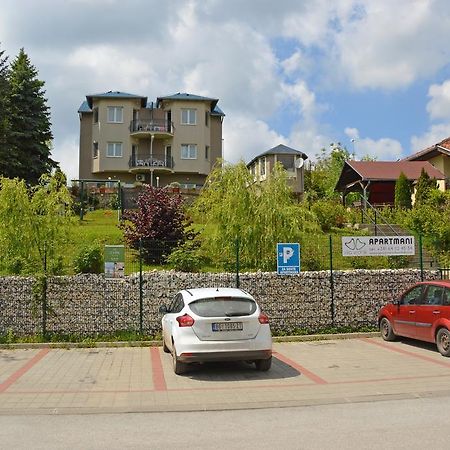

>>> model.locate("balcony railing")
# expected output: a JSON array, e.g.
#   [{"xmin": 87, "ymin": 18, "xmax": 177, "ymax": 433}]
[
  {"xmin": 129, "ymin": 154, "xmax": 174, "ymax": 170},
  {"xmin": 130, "ymin": 119, "xmax": 173, "ymax": 134}
]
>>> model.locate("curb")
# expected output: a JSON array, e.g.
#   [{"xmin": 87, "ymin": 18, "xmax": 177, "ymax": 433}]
[{"xmin": 0, "ymin": 332, "xmax": 380, "ymax": 350}]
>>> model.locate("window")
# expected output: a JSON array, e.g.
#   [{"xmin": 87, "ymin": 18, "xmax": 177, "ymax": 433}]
[
  {"xmin": 93, "ymin": 108, "xmax": 99, "ymax": 123},
  {"xmin": 277, "ymin": 154, "xmax": 295, "ymax": 171},
  {"xmin": 260, "ymin": 157, "xmax": 266, "ymax": 176},
  {"xmin": 181, "ymin": 144, "xmax": 197, "ymax": 159},
  {"xmin": 107, "ymin": 142, "xmax": 123, "ymax": 157},
  {"xmin": 205, "ymin": 111, "xmax": 209, "ymax": 126},
  {"xmin": 93, "ymin": 142, "xmax": 99, "ymax": 158},
  {"xmin": 189, "ymin": 297, "xmax": 257, "ymax": 318},
  {"xmin": 205, "ymin": 145, "xmax": 209, "ymax": 160},
  {"xmin": 401, "ymin": 286, "xmax": 424, "ymax": 305},
  {"xmin": 181, "ymin": 109, "xmax": 196, "ymax": 125},
  {"xmin": 169, "ymin": 294, "xmax": 184, "ymax": 313},
  {"xmin": 424, "ymin": 285, "xmax": 444, "ymax": 305},
  {"xmin": 107, "ymin": 106, "xmax": 123, "ymax": 123}
]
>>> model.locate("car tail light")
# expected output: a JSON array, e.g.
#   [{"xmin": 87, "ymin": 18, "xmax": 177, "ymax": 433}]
[
  {"xmin": 176, "ymin": 314, "xmax": 195, "ymax": 327},
  {"xmin": 258, "ymin": 312, "xmax": 269, "ymax": 324}
]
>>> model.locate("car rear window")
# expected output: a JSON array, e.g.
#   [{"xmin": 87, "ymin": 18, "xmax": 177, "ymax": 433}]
[{"xmin": 189, "ymin": 297, "xmax": 257, "ymax": 317}]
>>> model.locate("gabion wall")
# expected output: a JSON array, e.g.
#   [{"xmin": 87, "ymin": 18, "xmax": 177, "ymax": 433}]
[{"xmin": 0, "ymin": 269, "xmax": 440, "ymax": 337}]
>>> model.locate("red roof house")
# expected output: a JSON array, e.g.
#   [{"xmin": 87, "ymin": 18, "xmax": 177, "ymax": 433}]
[{"xmin": 335, "ymin": 160, "xmax": 445, "ymax": 206}]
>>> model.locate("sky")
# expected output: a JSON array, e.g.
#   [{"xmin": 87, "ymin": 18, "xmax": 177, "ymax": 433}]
[{"xmin": 2, "ymin": 0, "xmax": 450, "ymax": 182}]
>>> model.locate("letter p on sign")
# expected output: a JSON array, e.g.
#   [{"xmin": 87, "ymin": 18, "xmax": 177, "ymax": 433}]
[{"xmin": 283, "ymin": 247, "xmax": 294, "ymax": 264}]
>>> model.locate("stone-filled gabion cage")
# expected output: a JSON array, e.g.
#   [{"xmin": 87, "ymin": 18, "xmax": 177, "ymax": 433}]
[{"xmin": 0, "ymin": 269, "xmax": 440, "ymax": 338}]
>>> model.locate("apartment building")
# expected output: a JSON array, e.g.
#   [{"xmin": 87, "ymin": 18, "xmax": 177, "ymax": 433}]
[
  {"xmin": 247, "ymin": 144, "xmax": 308, "ymax": 197},
  {"xmin": 78, "ymin": 91, "xmax": 224, "ymax": 189}
]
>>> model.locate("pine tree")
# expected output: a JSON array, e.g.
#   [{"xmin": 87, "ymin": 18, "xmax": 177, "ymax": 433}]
[
  {"xmin": 7, "ymin": 48, "xmax": 57, "ymax": 184},
  {"xmin": 394, "ymin": 171, "xmax": 412, "ymax": 209},
  {"xmin": 0, "ymin": 45, "xmax": 9, "ymax": 177}
]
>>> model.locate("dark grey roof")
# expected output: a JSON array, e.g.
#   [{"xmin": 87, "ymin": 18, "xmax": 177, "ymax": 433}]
[
  {"xmin": 247, "ymin": 144, "xmax": 308, "ymax": 167},
  {"xmin": 86, "ymin": 91, "xmax": 147, "ymax": 108},
  {"xmin": 156, "ymin": 92, "xmax": 219, "ymax": 111}
]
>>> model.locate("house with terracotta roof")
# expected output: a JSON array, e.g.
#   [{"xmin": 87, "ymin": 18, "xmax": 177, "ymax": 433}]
[
  {"xmin": 246, "ymin": 144, "xmax": 309, "ymax": 196},
  {"xmin": 404, "ymin": 137, "xmax": 450, "ymax": 189},
  {"xmin": 335, "ymin": 160, "xmax": 446, "ymax": 206},
  {"xmin": 78, "ymin": 91, "xmax": 224, "ymax": 190}
]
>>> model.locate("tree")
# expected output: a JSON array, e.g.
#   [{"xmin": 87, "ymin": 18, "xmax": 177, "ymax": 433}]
[
  {"xmin": 192, "ymin": 161, "xmax": 319, "ymax": 270},
  {"xmin": 0, "ymin": 173, "xmax": 73, "ymax": 274},
  {"xmin": 120, "ymin": 186, "xmax": 191, "ymax": 263},
  {"xmin": 6, "ymin": 48, "xmax": 57, "ymax": 184},
  {"xmin": 394, "ymin": 171, "xmax": 412, "ymax": 210},
  {"xmin": 414, "ymin": 168, "xmax": 437, "ymax": 207},
  {"xmin": 0, "ymin": 45, "xmax": 9, "ymax": 177},
  {"xmin": 304, "ymin": 143, "xmax": 351, "ymax": 202}
]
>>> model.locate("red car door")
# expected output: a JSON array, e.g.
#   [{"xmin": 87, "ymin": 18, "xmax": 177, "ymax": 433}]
[
  {"xmin": 415, "ymin": 285, "xmax": 444, "ymax": 343},
  {"xmin": 393, "ymin": 285, "xmax": 424, "ymax": 338}
]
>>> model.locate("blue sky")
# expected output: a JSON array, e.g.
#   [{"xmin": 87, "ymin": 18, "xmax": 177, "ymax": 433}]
[{"xmin": 2, "ymin": 0, "xmax": 450, "ymax": 180}]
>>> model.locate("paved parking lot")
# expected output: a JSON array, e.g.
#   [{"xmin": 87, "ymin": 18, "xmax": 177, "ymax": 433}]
[{"xmin": 1, "ymin": 337, "xmax": 450, "ymax": 415}]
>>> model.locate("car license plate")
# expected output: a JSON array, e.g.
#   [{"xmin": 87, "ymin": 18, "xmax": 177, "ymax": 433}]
[{"xmin": 212, "ymin": 322, "xmax": 243, "ymax": 332}]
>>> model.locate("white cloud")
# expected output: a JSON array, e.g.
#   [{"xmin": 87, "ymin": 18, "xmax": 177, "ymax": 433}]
[
  {"xmin": 224, "ymin": 115, "xmax": 286, "ymax": 164},
  {"xmin": 53, "ymin": 136, "xmax": 79, "ymax": 183},
  {"xmin": 344, "ymin": 127, "xmax": 359, "ymax": 140},
  {"xmin": 351, "ymin": 136, "xmax": 403, "ymax": 160},
  {"xmin": 411, "ymin": 123, "xmax": 450, "ymax": 151},
  {"xmin": 332, "ymin": 0, "xmax": 450, "ymax": 89},
  {"xmin": 427, "ymin": 80, "xmax": 450, "ymax": 120}
]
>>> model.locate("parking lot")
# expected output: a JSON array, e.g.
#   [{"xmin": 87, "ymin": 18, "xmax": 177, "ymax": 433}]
[{"xmin": 1, "ymin": 336, "xmax": 450, "ymax": 415}]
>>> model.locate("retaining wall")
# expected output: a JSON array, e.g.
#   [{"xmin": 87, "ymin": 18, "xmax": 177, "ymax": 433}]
[{"xmin": 0, "ymin": 269, "xmax": 440, "ymax": 337}]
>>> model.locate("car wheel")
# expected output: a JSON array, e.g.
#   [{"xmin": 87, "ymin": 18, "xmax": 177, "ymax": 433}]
[
  {"xmin": 172, "ymin": 345, "xmax": 188, "ymax": 375},
  {"xmin": 255, "ymin": 356, "xmax": 272, "ymax": 371},
  {"xmin": 162, "ymin": 338, "xmax": 170, "ymax": 353},
  {"xmin": 436, "ymin": 328, "xmax": 450, "ymax": 357},
  {"xmin": 380, "ymin": 317, "xmax": 396, "ymax": 341}
]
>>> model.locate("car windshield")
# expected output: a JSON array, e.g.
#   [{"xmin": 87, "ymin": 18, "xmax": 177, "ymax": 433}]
[{"xmin": 189, "ymin": 297, "xmax": 257, "ymax": 317}]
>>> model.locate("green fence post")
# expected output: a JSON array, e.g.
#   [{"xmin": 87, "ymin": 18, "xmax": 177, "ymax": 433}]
[
  {"xmin": 329, "ymin": 235, "xmax": 335, "ymax": 327},
  {"xmin": 79, "ymin": 181, "xmax": 84, "ymax": 221},
  {"xmin": 419, "ymin": 233, "xmax": 424, "ymax": 281},
  {"xmin": 42, "ymin": 242, "xmax": 47, "ymax": 339},
  {"xmin": 235, "ymin": 238, "xmax": 240, "ymax": 288},
  {"xmin": 139, "ymin": 238, "xmax": 143, "ymax": 334}
]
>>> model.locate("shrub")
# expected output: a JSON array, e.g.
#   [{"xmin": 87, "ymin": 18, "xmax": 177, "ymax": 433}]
[
  {"xmin": 311, "ymin": 200, "xmax": 347, "ymax": 232},
  {"xmin": 74, "ymin": 245, "xmax": 103, "ymax": 273},
  {"xmin": 166, "ymin": 240, "xmax": 204, "ymax": 272},
  {"xmin": 387, "ymin": 255, "xmax": 410, "ymax": 269}
]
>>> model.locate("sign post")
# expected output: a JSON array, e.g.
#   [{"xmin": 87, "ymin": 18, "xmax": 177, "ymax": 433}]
[{"xmin": 277, "ymin": 243, "xmax": 300, "ymax": 275}]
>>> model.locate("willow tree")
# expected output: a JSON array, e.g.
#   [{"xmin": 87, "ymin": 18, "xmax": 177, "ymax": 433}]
[
  {"xmin": 0, "ymin": 172, "xmax": 73, "ymax": 274},
  {"xmin": 191, "ymin": 161, "xmax": 318, "ymax": 271}
]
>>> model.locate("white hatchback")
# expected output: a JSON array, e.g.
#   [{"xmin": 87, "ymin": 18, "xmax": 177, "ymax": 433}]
[{"xmin": 159, "ymin": 287, "xmax": 273, "ymax": 374}]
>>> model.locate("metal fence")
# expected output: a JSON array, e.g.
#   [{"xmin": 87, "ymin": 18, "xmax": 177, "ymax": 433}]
[{"xmin": 3, "ymin": 234, "xmax": 448, "ymax": 340}]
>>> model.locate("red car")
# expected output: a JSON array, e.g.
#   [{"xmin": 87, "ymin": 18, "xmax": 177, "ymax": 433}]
[{"xmin": 378, "ymin": 280, "xmax": 450, "ymax": 356}]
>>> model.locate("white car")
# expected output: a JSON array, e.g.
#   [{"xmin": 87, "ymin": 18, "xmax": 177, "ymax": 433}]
[{"xmin": 160, "ymin": 287, "xmax": 273, "ymax": 374}]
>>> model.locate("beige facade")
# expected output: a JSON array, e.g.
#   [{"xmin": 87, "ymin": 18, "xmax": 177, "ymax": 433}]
[
  {"xmin": 405, "ymin": 137, "xmax": 450, "ymax": 190},
  {"xmin": 78, "ymin": 92, "xmax": 224, "ymax": 189},
  {"xmin": 247, "ymin": 144, "xmax": 308, "ymax": 197}
]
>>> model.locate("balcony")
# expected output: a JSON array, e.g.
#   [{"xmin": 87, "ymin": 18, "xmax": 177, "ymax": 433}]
[
  {"xmin": 130, "ymin": 119, "xmax": 173, "ymax": 139},
  {"xmin": 129, "ymin": 154, "xmax": 174, "ymax": 172}
]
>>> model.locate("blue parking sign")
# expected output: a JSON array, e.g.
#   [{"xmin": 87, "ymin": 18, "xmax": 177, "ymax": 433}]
[{"xmin": 277, "ymin": 243, "xmax": 300, "ymax": 275}]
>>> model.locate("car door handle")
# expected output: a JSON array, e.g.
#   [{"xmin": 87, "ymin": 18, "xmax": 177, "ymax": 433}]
[
  {"xmin": 409, "ymin": 310, "xmax": 416, "ymax": 314},
  {"xmin": 433, "ymin": 311, "xmax": 441, "ymax": 314}
]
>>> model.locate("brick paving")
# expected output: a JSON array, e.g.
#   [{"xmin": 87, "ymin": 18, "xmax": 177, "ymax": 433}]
[{"xmin": 1, "ymin": 337, "xmax": 450, "ymax": 414}]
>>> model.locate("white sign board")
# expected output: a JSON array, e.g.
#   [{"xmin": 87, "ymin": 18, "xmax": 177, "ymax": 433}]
[{"xmin": 342, "ymin": 236, "xmax": 415, "ymax": 257}]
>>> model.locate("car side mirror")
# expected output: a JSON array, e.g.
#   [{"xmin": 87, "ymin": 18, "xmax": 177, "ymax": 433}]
[{"xmin": 159, "ymin": 305, "xmax": 168, "ymax": 314}]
